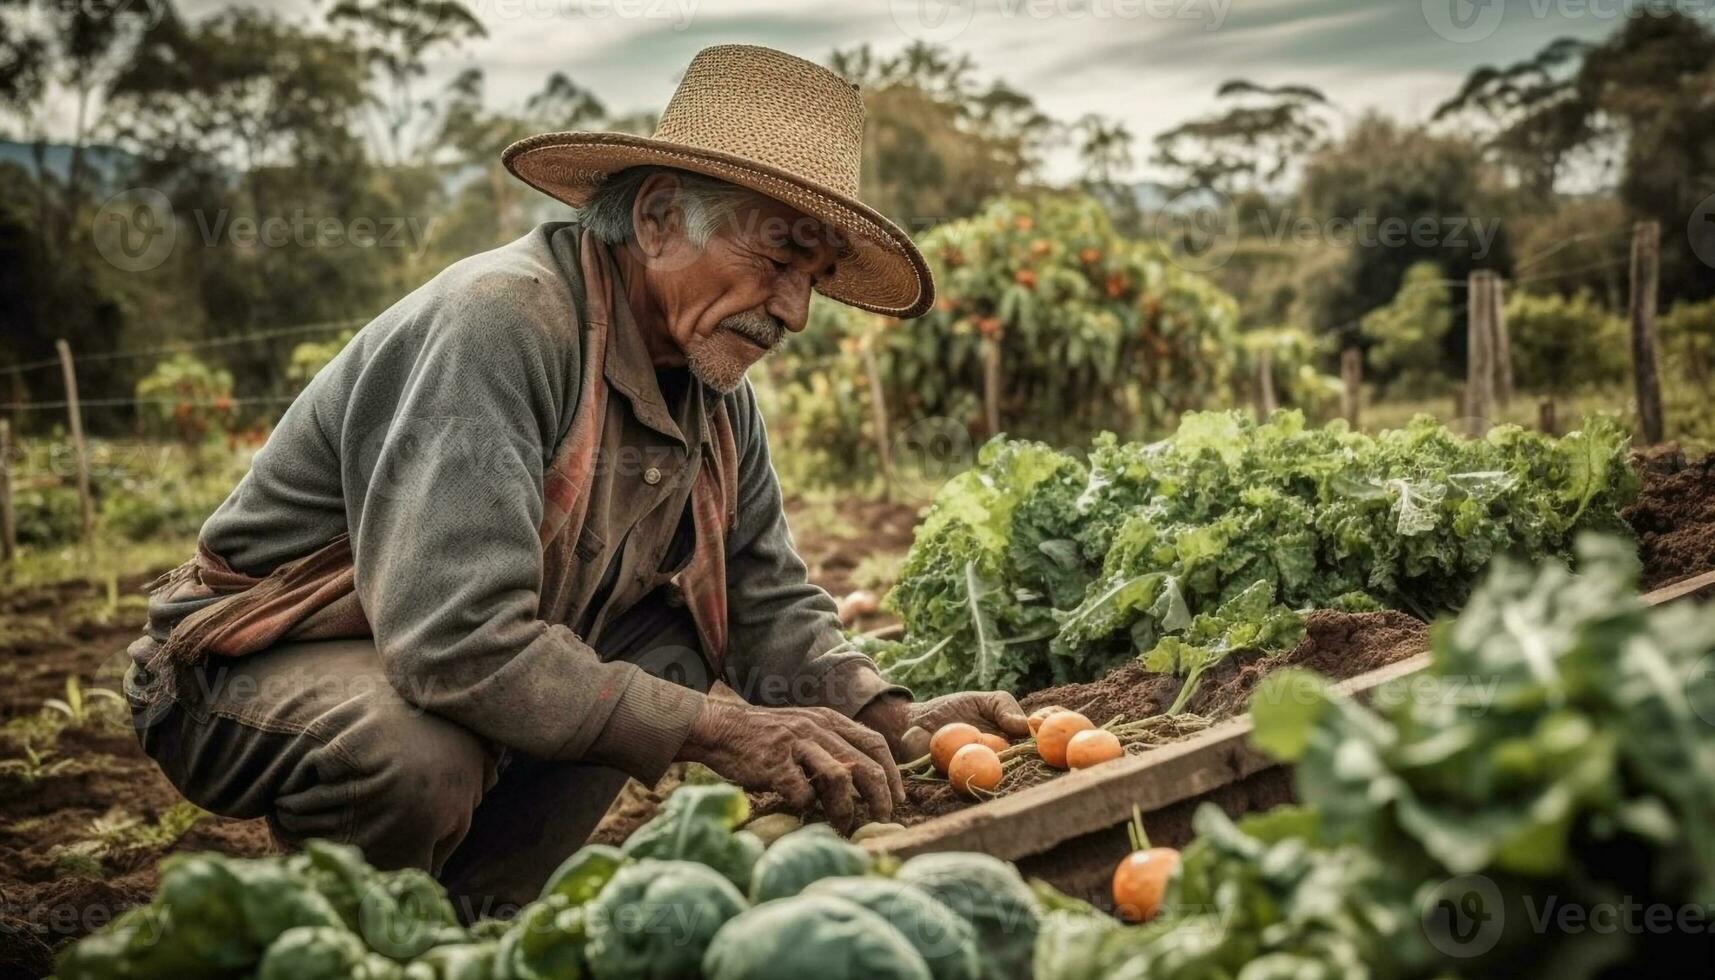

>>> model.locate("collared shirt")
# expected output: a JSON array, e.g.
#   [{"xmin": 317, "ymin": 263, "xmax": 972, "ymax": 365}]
[{"xmin": 197, "ymin": 222, "xmax": 903, "ymax": 782}]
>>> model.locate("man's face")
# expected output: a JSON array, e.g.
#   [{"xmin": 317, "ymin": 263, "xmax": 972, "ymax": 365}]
[{"xmin": 636, "ymin": 179, "xmax": 842, "ymax": 392}]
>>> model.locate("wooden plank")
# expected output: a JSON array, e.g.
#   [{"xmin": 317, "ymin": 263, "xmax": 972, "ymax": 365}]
[
  {"xmin": 1465, "ymin": 270, "xmax": 1494, "ymax": 434},
  {"xmin": 867, "ymin": 568, "xmax": 1711, "ymax": 864},
  {"xmin": 1340, "ymin": 348, "xmax": 1362, "ymax": 427},
  {"xmin": 1491, "ymin": 275, "xmax": 1513, "ymax": 409},
  {"xmin": 1629, "ymin": 220, "xmax": 1664, "ymax": 445},
  {"xmin": 861, "ymin": 338, "xmax": 895, "ymax": 499},
  {"xmin": 981, "ymin": 335, "xmax": 1002, "ymax": 438},
  {"xmin": 1642, "ymin": 568, "xmax": 1715, "ymax": 606},
  {"xmin": 0, "ymin": 418, "xmax": 14, "ymax": 563},
  {"xmin": 56, "ymin": 339, "xmax": 94, "ymax": 541}
]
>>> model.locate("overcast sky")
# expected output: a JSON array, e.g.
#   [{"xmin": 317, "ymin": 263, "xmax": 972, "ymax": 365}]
[{"xmin": 164, "ymin": 0, "xmax": 1703, "ymax": 181}]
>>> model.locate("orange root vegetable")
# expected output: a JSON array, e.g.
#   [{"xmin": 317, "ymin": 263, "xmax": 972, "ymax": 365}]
[
  {"xmin": 1113, "ymin": 848, "xmax": 1181, "ymax": 922},
  {"xmin": 947, "ymin": 743, "xmax": 1003, "ymax": 796},
  {"xmin": 1065, "ymin": 728, "xmax": 1124, "ymax": 769},
  {"xmin": 1035, "ymin": 711, "xmax": 1094, "ymax": 769},
  {"xmin": 1113, "ymin": 806, "xmax": 1181, "ymax": 922},
  {"xmin": 976, "ymin": 732, "xmax": 1010, "ymax": 752},
  {"xmin": 929, "ymin": 723, "xmax": 984, "ymax": 774},
  {"xmin": 1027, "ymin": 705, "xmax": 1067, "ymax": 737}
]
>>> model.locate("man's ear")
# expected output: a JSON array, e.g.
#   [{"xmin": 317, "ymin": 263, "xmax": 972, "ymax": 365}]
[{"xmin": 631, "ymin": 171, "xmax": 684, "ymax": 261}]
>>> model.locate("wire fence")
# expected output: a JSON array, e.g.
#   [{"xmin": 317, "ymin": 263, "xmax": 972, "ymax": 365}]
[{"xmin": 0, "ymin": 317, "xmax": 367, "ymax": 378}]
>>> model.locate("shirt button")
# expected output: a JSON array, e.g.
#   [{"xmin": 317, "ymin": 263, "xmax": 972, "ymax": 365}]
[{"xmin": 643, "ymin": 466, "xmax": 662, "ymax": 486}]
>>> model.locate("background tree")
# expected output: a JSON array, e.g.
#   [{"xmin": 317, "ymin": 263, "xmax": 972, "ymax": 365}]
[
  {"xmin": 830, "ymin": 42, "xmax": 1050, "ymax": 229},
  {"xmin": 1297, "ymin": 114, "xmax": 1509, "ymax": 352},
  {"xmin": 1432, "ymin": 37, "xmax": 1600, "ymax": 201},
  {"xmin": 325, "ymin": 0, "xmax": 487, "ymax": 164},
  {"xmin": 1152, "ymin": 79, "xmax": 1334, "ymax": 195},
  {"xmin": 1360, "ymin": 260, "xmax": 1453, "ymax": 397}
]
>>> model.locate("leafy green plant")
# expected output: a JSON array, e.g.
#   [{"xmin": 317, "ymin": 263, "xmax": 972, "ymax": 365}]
[
  {"xmin": 866, "ymin": 411, "xmax": 1638, "ymax": 698},
  {"xmin": 0, "ymin": 743, "xmax": 78, "ymax": 785},
  {"xmin": 51, "ymin": 802, "xmax": 210, "ymax": 876},
  {"xmin": 44, "ymin": 674, "xmax": 126, "ymax": 728}
]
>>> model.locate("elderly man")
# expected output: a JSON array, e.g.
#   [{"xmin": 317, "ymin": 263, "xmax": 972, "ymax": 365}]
[{"xmin": 124, "ymin": 44, "xmax": 1027, "ymax": 913}]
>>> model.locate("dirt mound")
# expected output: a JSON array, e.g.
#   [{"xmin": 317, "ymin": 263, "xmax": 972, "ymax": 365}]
[{"xmin": 1627, "ymin": 447, "xmax": 1715, "ymax": 590}]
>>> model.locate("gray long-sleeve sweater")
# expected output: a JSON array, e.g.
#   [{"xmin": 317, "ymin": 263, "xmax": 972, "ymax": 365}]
[{"xmin": 194, "ymin": 222, "xmax": 902, "ymax": 782}]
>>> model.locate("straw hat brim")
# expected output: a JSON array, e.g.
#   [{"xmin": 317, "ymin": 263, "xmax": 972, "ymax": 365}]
[{"xmin": 503, "ymin": 131, "xmax": 934, "ymax": 319}]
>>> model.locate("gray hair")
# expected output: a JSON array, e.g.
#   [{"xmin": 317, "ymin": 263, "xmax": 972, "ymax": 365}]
[{"xmin": 580, "ymin": 166, "xmax": 764, "ymax": 247}]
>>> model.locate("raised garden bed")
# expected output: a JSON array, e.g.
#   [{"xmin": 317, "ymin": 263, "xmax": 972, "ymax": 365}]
[{"xmin": 863, "ymin": 568, "xmax": 1715, "ymax": 907}]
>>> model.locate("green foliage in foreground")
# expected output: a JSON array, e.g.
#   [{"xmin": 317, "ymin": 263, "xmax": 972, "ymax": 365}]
[
  {"xmin": 864, "ymin": 410, "xmax": 1638, "ymax": 699},
  {"xmin": 1046, "ymin": 537, "xmax": 1715, "ymax": 979},
  {"xmin": 55, "ymin": 782, "xmax": 1037, "ymax": 980},
  {"xmin": 59, "ymin": 540, "xmax": 1713, "ymax": 979}
]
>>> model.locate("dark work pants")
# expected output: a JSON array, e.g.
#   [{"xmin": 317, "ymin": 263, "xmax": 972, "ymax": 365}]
[{"xmin": 126, "ymin": 590, "xmax": 708, "ymax": 919}]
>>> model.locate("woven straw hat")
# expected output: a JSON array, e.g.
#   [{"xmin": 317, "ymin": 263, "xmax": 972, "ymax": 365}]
[{"xmin": 503, "ymin": 44, "xmax": 934, "ymax": 319}]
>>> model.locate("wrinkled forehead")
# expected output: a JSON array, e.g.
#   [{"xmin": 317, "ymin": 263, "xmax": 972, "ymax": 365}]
[{"xmin": 726, "ymin": 193, "xmax": 850, "ymax": 260}]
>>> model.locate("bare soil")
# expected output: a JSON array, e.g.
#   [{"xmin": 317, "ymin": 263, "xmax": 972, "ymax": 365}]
[{"xmin": 1625, "ymin": 447, "xmax": 1715, "ymax": 589}]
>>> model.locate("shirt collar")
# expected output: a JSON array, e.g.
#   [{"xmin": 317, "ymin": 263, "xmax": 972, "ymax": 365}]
[{"xmin": 598, "ymin": 239, "xmax": 712, "ymax": 452}]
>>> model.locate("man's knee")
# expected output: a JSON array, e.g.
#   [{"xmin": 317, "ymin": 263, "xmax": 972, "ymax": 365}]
[{"xmin": 290, "ymin": 687, "xmax": 497, "ymax": 872}]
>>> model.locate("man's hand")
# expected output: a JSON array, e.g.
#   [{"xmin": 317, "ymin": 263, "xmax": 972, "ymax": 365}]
[
  {"xmin": 859, "ymin": 691, "xmax": 1032, "ymax": 762},
  {"xmin": 678, "ymin": 700, "xmax": 905, "ymax": 833}
]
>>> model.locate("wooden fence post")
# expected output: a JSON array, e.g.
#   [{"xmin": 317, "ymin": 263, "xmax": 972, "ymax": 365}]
[
  {"xmin": 0, "ymin": 418, "xmax": 15, "ymax": 564},
  {"xmin": 1340, "ymin": 347, "xmax": 1362, "ymax": 427},
  {"xmin": 981, "ymin": 335, "xmax": 1002, "ymax": 438},
  {"xmin": 1466, "ymin": 270, "xmax": 1495, "ymax": 435},
  {"xmin": 861, "ymin": 337, "xmax": 895, "ymax": 499},
  {"xmin": 1491, "ymin": 274, "xmax": 1513, "ymax": 410},
  {"xmin": 1629, "ymin": 220, "xmax": 1664, "ymax": 445},
  {"xmin": 56, "ymin": 339, "xmax": 95, "ymax": 541},
  {"xmin": 1256, "ymin": 347, "xmax": 1278, "ymax": 418}
]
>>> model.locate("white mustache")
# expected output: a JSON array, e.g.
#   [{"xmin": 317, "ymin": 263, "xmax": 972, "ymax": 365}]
[{"xmin": 721, "ymin": 313, "xmax": 785, "ymax": 351}]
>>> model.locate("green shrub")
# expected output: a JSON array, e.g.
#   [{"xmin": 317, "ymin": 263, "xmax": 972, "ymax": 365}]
[
  {"xmin": 135, "ymin": 353, "xmax": 238, "ymax": 446},
  {"xmin": 1505, "ymin": 290, "xmax": 1628, "ymax": 394}
]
